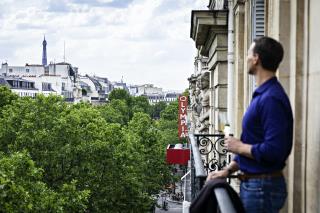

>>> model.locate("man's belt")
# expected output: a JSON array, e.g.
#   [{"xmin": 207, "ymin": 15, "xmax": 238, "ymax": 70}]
[{"xmin": 229, "ymin": 171, "xmax": 283, "ymax": 181}]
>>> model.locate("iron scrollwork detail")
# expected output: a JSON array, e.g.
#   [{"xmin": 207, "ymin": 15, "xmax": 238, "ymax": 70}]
[{"xmin": 195, "ymin": 134, "xmax": 228, "ymax": 174}]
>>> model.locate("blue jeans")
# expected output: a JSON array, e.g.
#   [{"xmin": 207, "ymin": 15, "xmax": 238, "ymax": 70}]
[{"xmin": 240, "ymin": 176, "xmax": 287, "ymax": 213}]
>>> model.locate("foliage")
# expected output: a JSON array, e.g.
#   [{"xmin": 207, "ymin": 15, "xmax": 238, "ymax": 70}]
[
  {"xmin": 182, "ymin": 88, "xmax": 189, "ymax": 97},
  {"xmin": 98, "ymin": 99, "xmax": 130, "ymax": 125},
  {"xmin": 160, "ymin": 101, "xmax": 178, "ymax": 121},
  {"xmin": 131, "ymin": 96, "xmax": 151, "ymax": 115},
  {"xmin": 0, "ymin": 88, "xmax": 180, "ymax": 212},
  {"xmin": 151, "ymin": 101, "xmax": 167, "ymax": 119},
  {"xmin": 0, "ymin": 86, "xmax": 18, "ymax": 115},
  {"xmin": 124, "ymin": 113, "xmax": 174, "ymax": 202},
  {"xmin": 108, "ymin": 88, "xmax": 132, "ymax": 106},
  {"xmin": 0, "ymin": 151, "xmax": 89, "ymax": 213}
]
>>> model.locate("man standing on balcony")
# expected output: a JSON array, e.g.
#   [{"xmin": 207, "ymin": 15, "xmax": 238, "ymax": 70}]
[{"xmin": 206, "ymin": 37, "xmax": 293, "ymax": 213}]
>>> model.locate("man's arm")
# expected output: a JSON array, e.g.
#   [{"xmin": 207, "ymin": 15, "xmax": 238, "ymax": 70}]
[
  {"xmin": 225, "ymin": 160, "xmax": 240, "ymax": 174},
  {"xmin": 251, "ymin": 96, "xmax": 292, "ymax": 164},
  {"xmin": 226, "ymin": 96, "xmax": 292, "ymax": 164},
  {"xmin": 206, "ymin": 160, "xmax": 240, "ymax": 181},
  {"xmin": 225, "ymin": 137, "xmax": 254, "ymax": 159}
]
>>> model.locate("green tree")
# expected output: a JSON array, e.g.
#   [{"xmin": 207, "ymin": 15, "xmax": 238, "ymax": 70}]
[
  {"xmin": 108, "ymin": 89, "xmax": 132, "ymax": 105},
  {"xmin": 0, "ymin": 95, "xmax": 66, "ymax": 153},
  {"xmin": 0, "ymin": 151, "xmax": 89, "ymax": 213},
  {"xmin": 151, "ymin": 101, "xmax": 167, "ymax": 119},
  {"xmin": 125, "ymin": 113, "xmax": 173, "ymax": 197},
  {"xmin": 0, "ymin": 91, "xmax": 178, "ymax": 212},
  {"xmin": 0, "ymin": 86, "xmax": 18, "ymax": 115},
  {"xmin": 160, "ymin": 101, "xmax": 178, "ymax": 121},
  {"xmin": 131, "ymin": 96, "xmax": 151, "ymax": 115},
  {"xmin": 99, "ymin": 99, "xmax": 130, "ymax": 125}
]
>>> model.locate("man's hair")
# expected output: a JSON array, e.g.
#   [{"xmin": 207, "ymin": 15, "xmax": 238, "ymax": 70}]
[{"xmin": 253, "ymin": 36, "xmax": 284, "ymax": 72}]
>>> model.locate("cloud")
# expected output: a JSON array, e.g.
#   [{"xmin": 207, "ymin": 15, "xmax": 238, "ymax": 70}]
[
  {"xmin": 0, "ymin": 0, "xmax": 208, "ymax": 90},
  {"xmin": 47, "ymin": 0, "xmax": 71, "ymax": 12},
  {"xmin": 71, "ymin": 0, "xmax": 134, "ymax": 8}
]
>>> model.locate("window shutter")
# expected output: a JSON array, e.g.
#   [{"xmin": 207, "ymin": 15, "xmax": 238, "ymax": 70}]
[
  {"xmin": 253, "ymin": 0, "xmax": 265, "ymax": 39},
  {"xmin": 248, "ymin": 0, "xmax": 265, "ymax": 103}
]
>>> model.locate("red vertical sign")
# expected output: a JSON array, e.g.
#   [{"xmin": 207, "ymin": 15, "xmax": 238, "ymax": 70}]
[{"xmin": 178, "ymin": 96, "xmax": 188, "ymax": 139}]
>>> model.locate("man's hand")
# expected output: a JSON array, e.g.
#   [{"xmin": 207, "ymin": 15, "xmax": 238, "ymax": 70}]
[
  {"xmin": 206, "ymin": 161, "xmax": 240, "ymax": 183},
  {"xmin": 225, "ymin": 136, "xmax": 243, "ymax": 154},
  {"xmin": 225, "ymin": 136, "xmax": 254, "ymax": 159},
  {"xmin": 206, "ymin": 170, "xmax": 228, "ymax": 182}
]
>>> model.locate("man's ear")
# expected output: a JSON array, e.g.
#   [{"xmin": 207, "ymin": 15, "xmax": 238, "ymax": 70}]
[{"xmin": 253, "ymin": 53, "xmax": 259, "ymax": 65}]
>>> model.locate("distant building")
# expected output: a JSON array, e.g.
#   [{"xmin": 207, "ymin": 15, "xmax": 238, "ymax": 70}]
[
  {"xmin": 164, "ymin": 92, "xmax": 180, "ymax": 103},
  {"xmin": 137, "ymin": 84, "xmax": 163, "ymax": 96},
  {"xmin": 0, "ymin": 37, "xmax": 180, "ymax": 104},
  {"xmin": 128, "ymin": 85, "xmax": 138, "ymax": 96},
  {"xmin": 142, "ymin": 93, "xmax": 165, "ymax": 104},
  {"xmin": 79, "ymin": 75, "xmax": 113, "ymax": 104},
  {"xmin": 42, "ymin": 36, "xmax": 48, "ymax": 66},
  {"xmin": 0, "ymin": 61, "xmax": 80, "ymax": 102},
  {"xmin": 112, "ymin": 81, "xmax": 128, "ymax": 91},
  {"xmin": 0, "ymin": 76, "xmax": 39, "ymax": 97},
  {"xmin": 128, "ymin": 84, "xmax": 180, "ymax": 104}
]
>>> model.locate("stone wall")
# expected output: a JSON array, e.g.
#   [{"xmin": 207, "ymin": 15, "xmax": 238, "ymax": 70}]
[
  {"xmin": 230, "ymin": 0, "xmax": 320, "ymax": 212},
  {"xmin": 189, "ymin": 1, "xmax": 320, "ymax": 211},
  {"xmin": 189, "ymin": 10, "xmax": 228, "ymax": 134}
]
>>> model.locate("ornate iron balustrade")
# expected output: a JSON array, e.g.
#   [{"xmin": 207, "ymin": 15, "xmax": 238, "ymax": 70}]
[
  {"xmin": 194, "ymin": 134, "xmax": 229, "ymax": 174},
  {"xmin": 189, "ymin": 133, "xmax": 231, "ymax": 199}
]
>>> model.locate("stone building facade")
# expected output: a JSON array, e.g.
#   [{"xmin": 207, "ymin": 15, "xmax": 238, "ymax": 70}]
[{"xmin": 188, "ymin": 0, "xmax": 320, "ymax": 212}]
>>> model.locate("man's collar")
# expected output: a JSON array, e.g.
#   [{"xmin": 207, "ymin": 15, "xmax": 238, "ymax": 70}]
[{"xmin": 253, "ymin": 76, "xmax": 277, "ymax": 97}]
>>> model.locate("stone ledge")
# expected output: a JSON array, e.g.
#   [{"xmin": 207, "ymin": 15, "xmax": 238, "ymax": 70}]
[{"xmin": 190, "ymin": 10, "xmax": 228, "ymax": 48}]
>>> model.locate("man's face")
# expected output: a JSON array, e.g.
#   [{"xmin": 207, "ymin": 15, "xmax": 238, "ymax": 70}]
[{"xmin": 247, "ymin": 42, "xmax": 259, "ymax": 75}]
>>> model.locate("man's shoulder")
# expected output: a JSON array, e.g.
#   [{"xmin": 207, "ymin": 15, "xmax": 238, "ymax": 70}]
[
  {"xmin": 259, "ymin": 84, "xmax": 292, "ymax": 112},
  {"xmin": 263, "ymin": 81, "xmax": 288, "ymax": 100}
]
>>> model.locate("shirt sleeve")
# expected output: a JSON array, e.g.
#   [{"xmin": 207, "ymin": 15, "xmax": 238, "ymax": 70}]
[
  {"xmin": 251, "ymin": 96, "xmax": 290, "ymax": 164},
  {"xmin": 233, "ymin": 154, "xmax": 240, "ymax": 164}
]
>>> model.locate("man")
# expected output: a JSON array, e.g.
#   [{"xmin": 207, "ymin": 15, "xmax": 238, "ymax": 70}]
[{"xmin": 206, "ymin": 36, "xmax": 293, "ymax": 213}]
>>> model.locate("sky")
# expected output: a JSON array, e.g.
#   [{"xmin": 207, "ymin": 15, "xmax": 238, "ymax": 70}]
[{"xmin": 0, "ymin": 0, "xmax": 208, "ymax": 91}]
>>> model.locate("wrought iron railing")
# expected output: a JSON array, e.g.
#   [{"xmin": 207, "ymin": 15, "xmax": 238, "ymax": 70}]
[
  {"xmin": 194, "ymin": 134, "xmax": 230, "ymax": 173},
  {"xmin": 189, "ymin": 133, "xmax": 206, "ymax": 199},
  {"xmin": 189, "ymin": 133, "xmax": 231, "ymax": 199}
]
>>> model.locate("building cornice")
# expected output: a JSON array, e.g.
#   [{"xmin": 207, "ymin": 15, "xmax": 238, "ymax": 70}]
[{"xmin": 190, "ymin": 10, "xmax": 228, "ymax": 51}]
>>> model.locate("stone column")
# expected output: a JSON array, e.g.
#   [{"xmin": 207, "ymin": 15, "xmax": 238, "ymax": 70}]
[
  {"xmin": 305, "ymin": 0, "xmax": 320, "ymax": 212},
  {"xmin": 209, "ymin": 33, "xmax": 228, "ymax": 133},
  {"xmin": 233, "ymin": 0, "xmax": 245, "ymax": 138}
]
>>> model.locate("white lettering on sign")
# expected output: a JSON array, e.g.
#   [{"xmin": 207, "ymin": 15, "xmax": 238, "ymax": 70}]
[
  {"xmin": 180, "ymin": 132, "xmax": 186, "ymax": 138},
  {"xmin": 180, "ymin": 114, "xmax": 187, "ymax": 120},
  {"xmin": 178, "ymin": 96, "xmax": 188, "ymax": 139},
  {"xmin": 179, "ymin": 96, "xmax": 187, "ymax": 101}
]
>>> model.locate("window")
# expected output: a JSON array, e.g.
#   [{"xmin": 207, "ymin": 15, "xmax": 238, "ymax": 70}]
[
  {"xmin": 13, "ymin": 81, "xmax": 19, "ymax": 88},
  {"xmin": 252, "ymin": 0, "xmax": 265, "ymax": 39},
  {"xmin": 26, "ymin": 69, "xmax": 30, "ymax": 73},
  {"xmin": 44, "ymin": 67, "xmax": 49, "ymax": 75},
  {"xmin": 248, "ymin": 0, "xmax": 265, "ymax": 99},
  {"xmin": 9, "ymin": 68, "xmax": 12, "ymax": 73},
  {"xmin": 42, "ymin": 82, "xmax": 52, "ymax": 91}
]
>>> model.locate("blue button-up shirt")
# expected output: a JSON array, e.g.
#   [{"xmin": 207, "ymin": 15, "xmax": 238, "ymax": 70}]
[{"xmin": 234, "ymin": 77, "xmax": 293, "ymax": 174}]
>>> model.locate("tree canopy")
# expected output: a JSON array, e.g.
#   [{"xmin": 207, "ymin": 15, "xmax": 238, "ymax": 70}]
[{"xmin": 0, "ymin": 87, "xmax": 180, "ymax": 212}]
